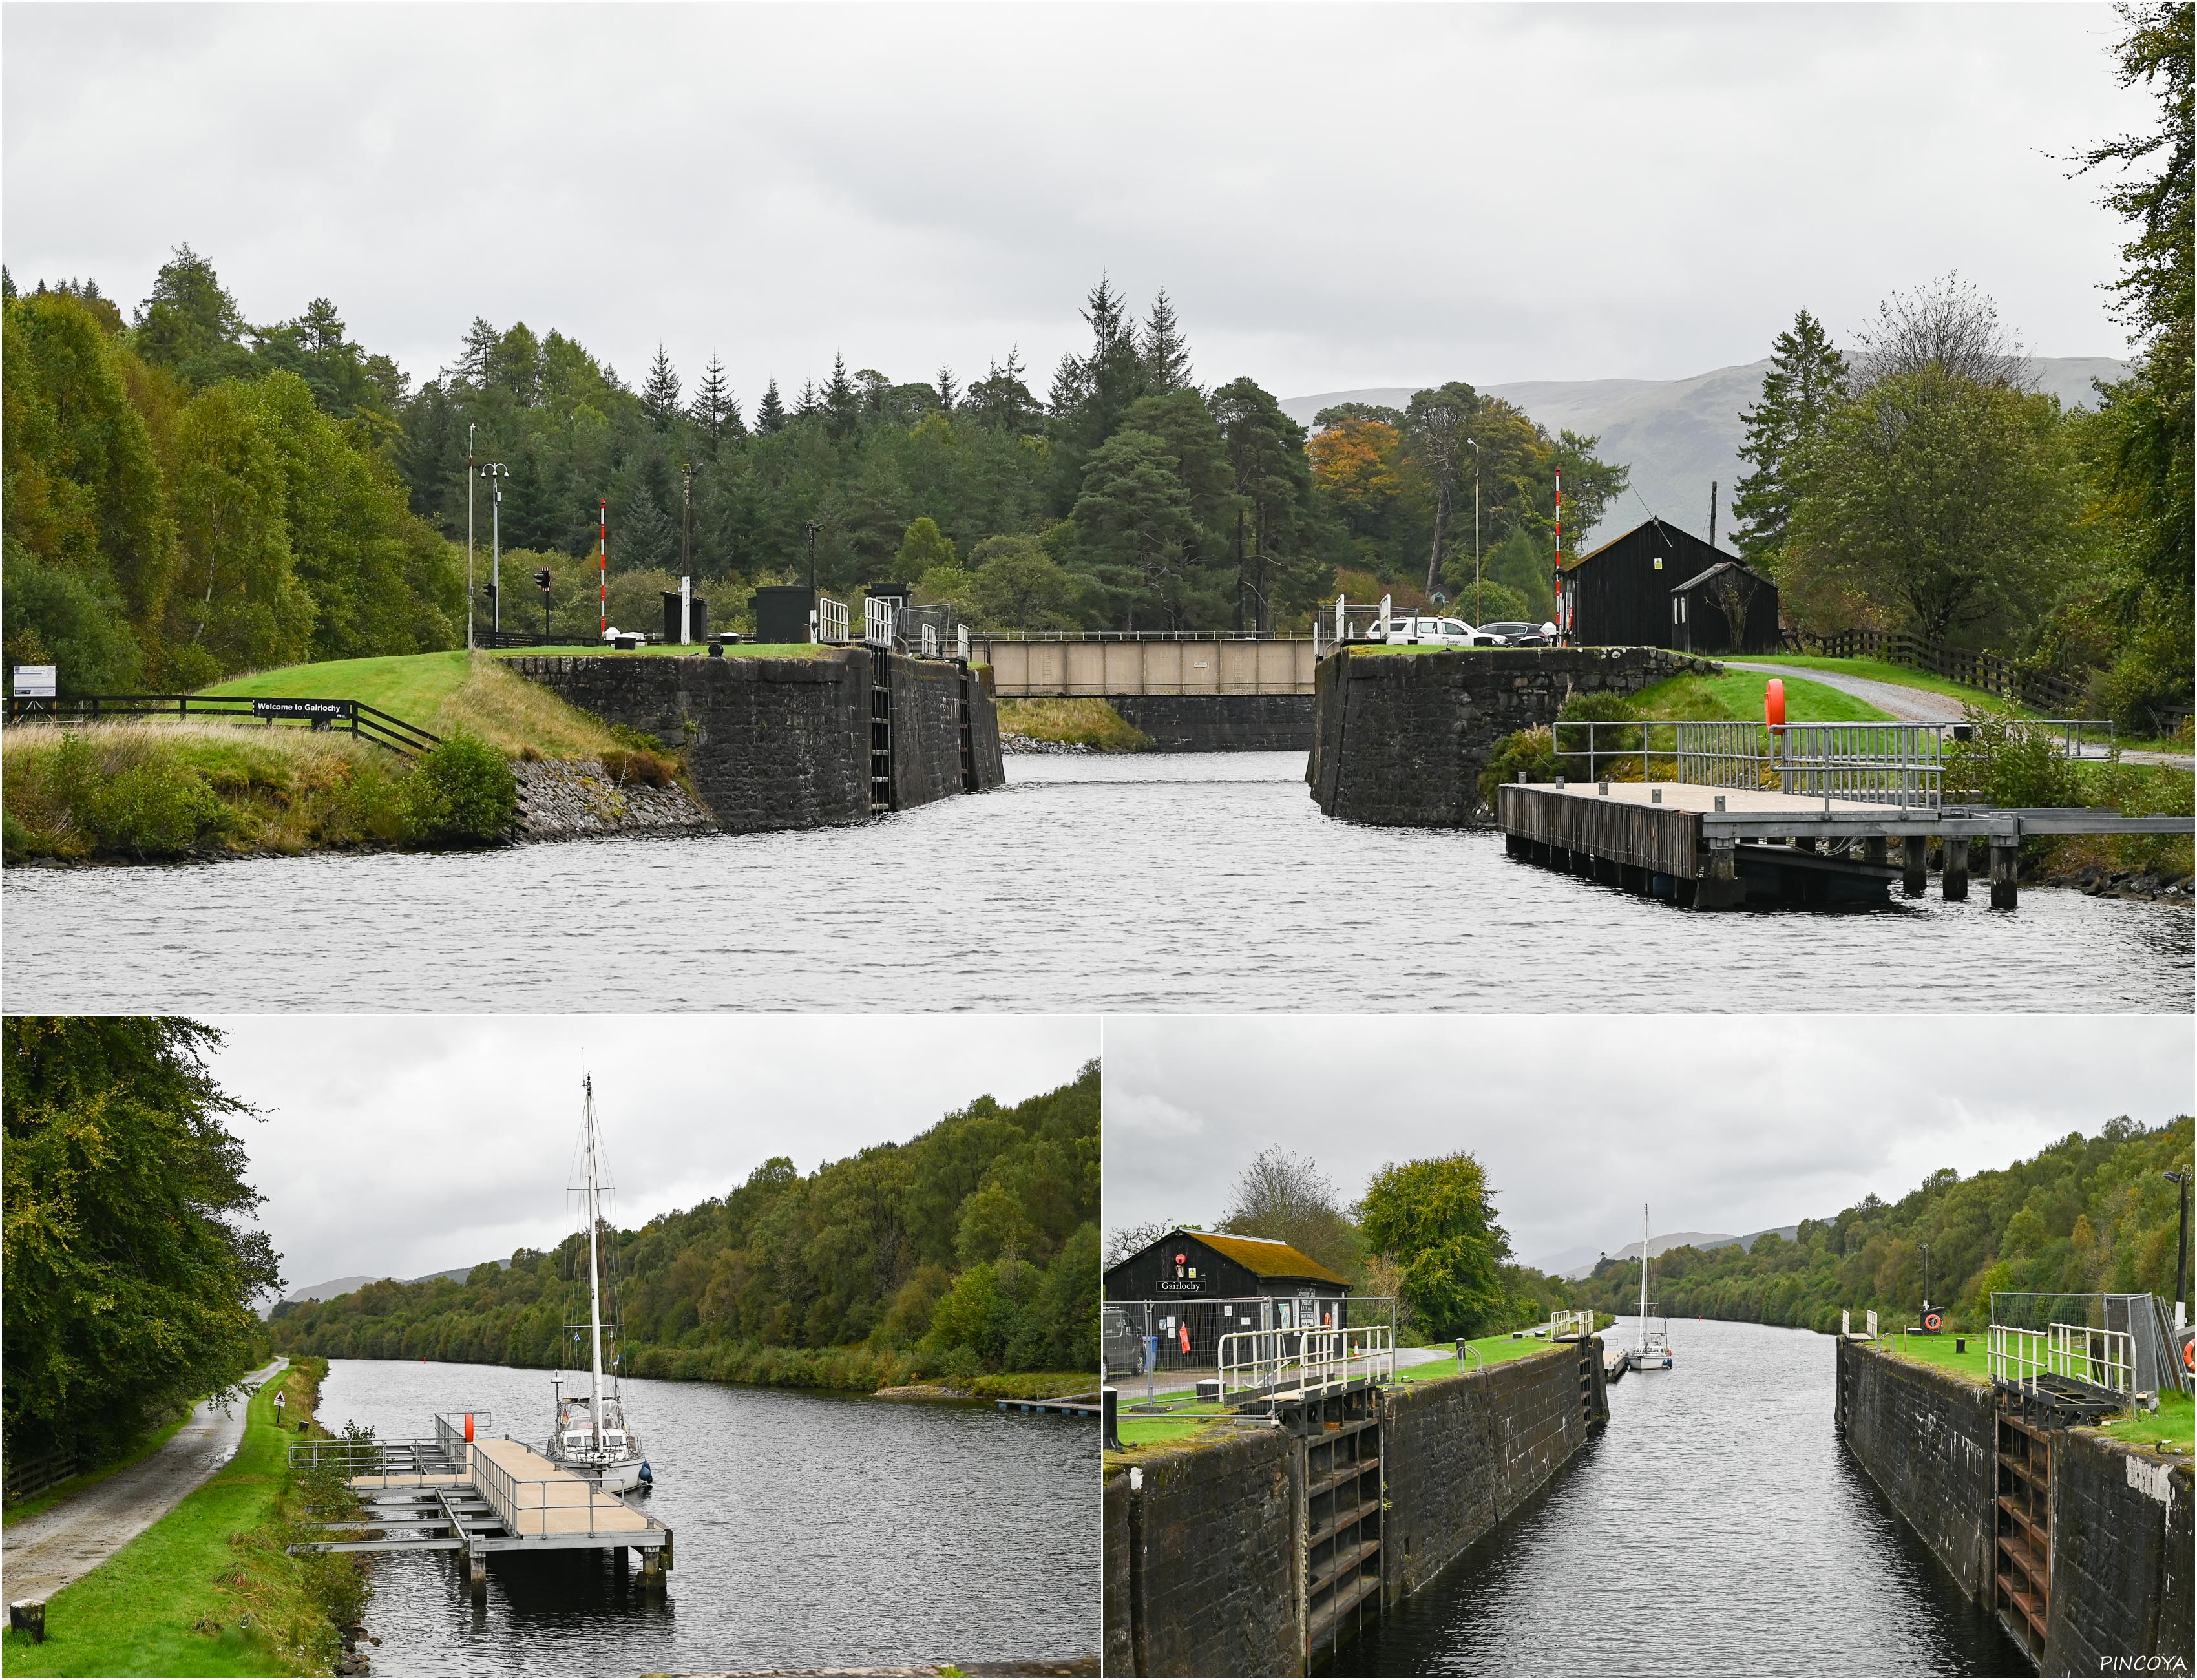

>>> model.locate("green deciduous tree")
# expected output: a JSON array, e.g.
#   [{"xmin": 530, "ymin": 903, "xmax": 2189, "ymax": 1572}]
[
  {"xmin": 3, "ymin": 1016, "xmax": 282, "ymax": 1465},
  {"xmin": 892, "ymin": 515, "xmax": 956, "ymax": 583},
  {"xmin": 1357, "ymin": 1151, "xmax": 1515, "ymax": 1339},
  {"xmin": 1782, "ymin": 366, "xmax": 2088, "ymax": 644}
]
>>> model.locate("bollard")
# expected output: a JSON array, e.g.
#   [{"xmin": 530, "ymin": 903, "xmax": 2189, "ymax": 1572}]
[
  {"xmin": 1989, "ymin": 841, "xmax": 2019, "ymax": 910},
  {"xmin": 1102, "ymin": 1386, "xmax": 1120, "ymax": 1452},
  {"xmin": 1902, "ymin": 836, "xmax": 1928, "ymax": 898},
  {"xmin": 11, "ymin": 1601, "xmax": 46, "ymax": 1644},
  {"xmin": 1942, "ymin": 835, "xmax": 1970, "ymax": 901}
]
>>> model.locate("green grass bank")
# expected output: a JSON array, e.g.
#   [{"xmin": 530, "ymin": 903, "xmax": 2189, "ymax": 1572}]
[
  {"xmin": 996, "ymin": 697, "xmax": 1153, "ymax": 751},
  {"xmin": 0, "ymin": 1359, "xmax": 360, "ymax": 1679},
  {"xmin": 1871, "ymin": 1330, "xmax": 2194, "ymax": 1449}
]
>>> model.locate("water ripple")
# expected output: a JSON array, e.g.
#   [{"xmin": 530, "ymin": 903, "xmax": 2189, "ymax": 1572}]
[{"xmin": 5, "ymin": 755, "xmax": 2188, "ymax": 1012}]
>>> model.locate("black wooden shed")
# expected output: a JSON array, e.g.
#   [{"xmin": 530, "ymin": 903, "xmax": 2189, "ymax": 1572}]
[
  {"xmin": 1104, "ymin": 1228, "xmax": 1353, "ymax": 1368},
  {"xmin": 1560, "ymin": 518, "xmax": 1781, "ymax": 653}
]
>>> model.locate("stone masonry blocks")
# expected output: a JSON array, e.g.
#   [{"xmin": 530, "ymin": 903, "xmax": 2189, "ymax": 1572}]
[{"xmin": 1308, "ymin": 646, "xmax": 1721, "ymax": 826}]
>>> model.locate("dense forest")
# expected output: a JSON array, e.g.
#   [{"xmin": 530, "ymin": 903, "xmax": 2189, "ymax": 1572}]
[
  {"xmin": 3, "ymin": 250, "xmax": 1624, "ymax": 697},
  {"xmin": 3, "ymin": 1017, "xmax": 280, "ymax": 1466},
  {"xmin": 271, "ymin": 1063, "xmax": 1098, "ymax": 1387},
  {"xmin": 1572, "ymin": 1115, "xmax": 2194, "ymax": 1335},
  {"xmin": 1732, "ymin": 3, "xmax": 2192, "ymax": 731}
]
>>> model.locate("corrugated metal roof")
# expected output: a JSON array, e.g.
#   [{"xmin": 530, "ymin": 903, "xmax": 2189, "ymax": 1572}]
[{"xmin": 1181, "ymin": 1228, "xmax": 1349, "ymax": 1286}]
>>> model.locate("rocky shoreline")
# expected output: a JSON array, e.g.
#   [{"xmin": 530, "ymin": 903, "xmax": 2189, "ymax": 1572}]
[
  {"xmin": 1000, "ymin": 735, "xmax": 1135, "ymax": 755},
  {"xmin": 2034, "ymin": 859, "xmax": 2194, "ymax": 905},
  {"xmin": 513, "ymin": 759, "xmax": 717, "ymax": 840}
]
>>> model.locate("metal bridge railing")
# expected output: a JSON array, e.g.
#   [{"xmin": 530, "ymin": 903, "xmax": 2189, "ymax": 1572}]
[
  {"xmin": 815, "ymin": 595, "xmax": 851, "ymax": 646},
  {"xmin": 1989, "ymin": 1322, "xmax": 2135, "ymax": 1402},
  {"xmin": 288, "ymin": 1434, "xmax": 460, "ymax": 1482},
  {"xmin": 1313, "ymin": 596, "xmax": 1391, "ymax": 658},
  {"xmin": 1549, "ymin": 1310, "xmax": 1595, "ymax": 1341},
  {"xmin": 433, "ymin": 1411, "xmax": 492, "ymax": 1467}
]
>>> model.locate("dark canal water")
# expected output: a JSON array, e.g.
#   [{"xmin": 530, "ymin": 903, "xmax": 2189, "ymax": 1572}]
[
  {"xmin": 1328, "ymin": 1318, "xmax": 2028, "ymax": 1678},
  {"xmin": 5, "ymin": 754, "xmax": 2188, "ymax": 1012},
  {"xmin": 317, "ymin": 1359, "xmax": 1095, "ymax": 1675}
]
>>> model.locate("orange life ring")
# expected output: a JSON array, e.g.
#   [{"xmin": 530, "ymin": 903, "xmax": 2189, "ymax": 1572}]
[{"xmin": 2183, "ymin": 1339, "xmax": 2194, "ymax": 1373}]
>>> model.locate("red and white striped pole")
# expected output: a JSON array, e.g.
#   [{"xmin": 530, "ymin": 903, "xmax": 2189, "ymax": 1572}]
[
  {"xmin": 598, "ymin": 499, "xmax": 608, "ymax": 638},
  {"xmin": 1552, "ymin": 467, "xmax": 1563, "ymax": 644}
]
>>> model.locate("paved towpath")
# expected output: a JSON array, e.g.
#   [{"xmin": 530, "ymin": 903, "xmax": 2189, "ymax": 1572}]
[
  {"xmin": 1729, "ymin": 660, "xmax": 2193, "ymax": 768},
  {"xmin": 3, "ymin": 1356, "xmax": 286, "ymax": 1604}
]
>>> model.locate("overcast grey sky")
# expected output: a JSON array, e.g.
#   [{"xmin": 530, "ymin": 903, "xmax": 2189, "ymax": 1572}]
[
  {"xmin": 1, "ymin": 3, "xmax": 2145, "ymax": 402},
  {"xmin": 1104, "ymin": 1016, "xmax": 2196, "ymax": 1272},
  {"xmin": 207, "ymin": 1014, "xmax": 1095, "ymax": 1291}
]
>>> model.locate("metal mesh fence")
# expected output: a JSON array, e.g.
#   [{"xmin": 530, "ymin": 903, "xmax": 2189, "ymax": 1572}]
[{"xmin": 1106, "ymin": 1296, "xmax": 1394, "ymax": 1374}]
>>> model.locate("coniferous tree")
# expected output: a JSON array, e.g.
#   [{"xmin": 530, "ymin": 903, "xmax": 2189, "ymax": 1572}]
[
  {"xmin": 690, "ymin": 355, "xmax": 741, "ymax": 443},
  {"xmin": 967, "ymin": 349, "xmax": 1040, "ymax": 433},
  {"xmin": 824, "ymin": 353, "xmax": 859, "ymax": 437},
  {"xmin": 131, "ymin": 244, "xmax": 251, "ymax": 388},
  {"xmin": 755, "ymin": 377, "xmax": 788, "ymax": 434},
  {"xmin": 1731, "ymin": 311, "xmax": 1849, "ymax": 563},
  {"xmin": 1141, "ymin": 286, "xmax": 1193, "ymax": 394},
  {"xmin": 934, "ymin": 362, "xmax": 959, "ymax": 412},
  {"xmin": 641, "ymin": 346, "xmax": 682, "ymax": 426},
  {"xmin": 450, "ymin": 315, "xmax": 500, "ymax": 390},
  {"xmin": 794, "ymin": 377, "xmax": 823, "ymax": 421}
]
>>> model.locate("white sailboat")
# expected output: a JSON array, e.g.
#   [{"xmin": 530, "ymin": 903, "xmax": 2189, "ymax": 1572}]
[
  {"xmin": 546, "ymin": 1075, "xmax": 650, "ymax": 1493},
  {"xmin": 1627, "ymin": 1203, "xmax": 1676, "ymax": 1373}
]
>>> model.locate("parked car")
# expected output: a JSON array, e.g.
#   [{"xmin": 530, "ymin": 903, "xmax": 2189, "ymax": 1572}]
[
  {"xmin": 1477, "ymin": 620, "xmax": 1558, "ymax": 646},
  {"xmin": 1364, "ymin": 614, "xmax": 1504, "ymax": 647},
  {"xmin": 1102, "ymin": 1305, "xmax": 1146, "ymax": 1377}
]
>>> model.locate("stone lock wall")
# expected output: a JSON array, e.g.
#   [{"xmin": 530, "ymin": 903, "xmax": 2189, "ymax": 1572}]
[
  {"xmin": 1108, "ymin": 1430, "xmax": 1305, "ymax": 1679},
  {"xmin": 2037, "ymin": 1425, "xmax": 2194, "ymax": 1675},
  {"xmin": 1109, "ymin": 694, "xmax": 1316, "ymax": 753},
  {"xmin": 1834, "ymin": 1339, "xmax": 1997, "ymax": 1599},
  {"xmin": 1836, "ymin": 1338, "xmax": 2195, "ymax": 1674},
  {"xmin": 505, "ymin": 650, "xmax": 1000, "ymax": 832},
  {"xmin": 1380, "ymin": 1341, "xmax": 1603, "ymax": 1600},
  {"xmin": 1307, "ymin": 646, "xmax": 1720, "ymax": 826},
  {"xmin": 1106, "ymin": 1341, "xmax": 1609, "ymax": 1675}
]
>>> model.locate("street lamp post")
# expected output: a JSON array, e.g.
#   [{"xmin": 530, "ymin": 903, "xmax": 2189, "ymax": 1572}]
[
  {"xmin": 1468, "ymin": 437, "xmax": 1482, "ymax": 625},
  {"xmin": 478, "ymin": 463, "xmax": 509, "ymax": 637},
  {"xmin": 2168, "ymin": 1171, "xmax": 2191, "ymax": 1331},
  {"xmin": 680, "ymin": 463, "xmax": 696, "ymax": 644}
]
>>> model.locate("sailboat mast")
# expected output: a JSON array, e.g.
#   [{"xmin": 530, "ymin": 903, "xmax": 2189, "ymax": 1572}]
[
  {"xmin": 585, "ymin": 1076, "xmax": 605, "ymax": 1450},
  {"xmin": 1639, "ymin": 1204, "xmax": 1650, "ymax": 1343}
]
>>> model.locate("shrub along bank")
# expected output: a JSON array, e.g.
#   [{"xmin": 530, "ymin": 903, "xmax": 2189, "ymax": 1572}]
[
  {"xmin": 0, "ymin": 650, "xmax": 657, "ymax": 864},
  {"xmin": 0, "ymin": 1358, "xmax": 369, "ymax": 1680},
  {"xmin": 1, "ymin": 722, "xmax": 517, "ymax": 863}
]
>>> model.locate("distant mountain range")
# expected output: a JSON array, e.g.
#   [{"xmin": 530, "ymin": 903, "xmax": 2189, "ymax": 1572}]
[
  {"xmin": 259, "ymin": 1258, "xmax": 509, "ymax": 1319},
  {"xmin": 1533, "ymin": 1224, "xmax": 1803, "ymax": 1282},
  {"xmin": 1282, "ymin": 357, "xmax": 2127, "ymax": 552}
]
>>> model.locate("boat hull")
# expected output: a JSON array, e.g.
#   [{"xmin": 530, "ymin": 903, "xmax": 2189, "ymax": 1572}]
[{"xmin": 548, "ymin": 1450, "xmax": 646, "ymax": 1492}]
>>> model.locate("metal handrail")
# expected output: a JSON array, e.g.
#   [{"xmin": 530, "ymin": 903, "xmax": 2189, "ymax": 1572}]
[
  {"xmin": 815, "ymin": 596, "xmax": 851, "ymax": 646},
  {"xmin": 470, "ymin": 1442, "xmax": 616, "ymax": 1540},
  {"xmin": 1215, "ymin": 1325, "xmax": 1394, "ymax": 1400},
  {"xmin": 4, "ymin": 693, "xmax": 441, "ymax": 757},
  {"xmin": 1550, "ymin": 1310, "xmax": 1594, "ymax": 1340},
  {"xmin": 1550, "ymin": 717, "xmax": 2114, "ymax": 809},
  {"xmin": 1989, "ymin": 1321, "xmax": 2135, "ymax": 1401},
  {"xmin": 863, "ymin": 596, "xmax": 895, "ymax": 650}
]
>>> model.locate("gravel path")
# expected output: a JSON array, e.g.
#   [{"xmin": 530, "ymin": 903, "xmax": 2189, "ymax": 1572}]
[
  {"xmin": 1729, "ymin": 660, "xmax": 2193, "ymax": 767},
  {"xmin": 3, "ymin": 1357, "xmax": 286, "ymax": 1604}
]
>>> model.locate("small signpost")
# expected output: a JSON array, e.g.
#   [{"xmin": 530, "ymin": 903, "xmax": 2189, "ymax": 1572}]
[{"xmin": 12, "ymin": 665, "xmax": 56, "ymax": 711}]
